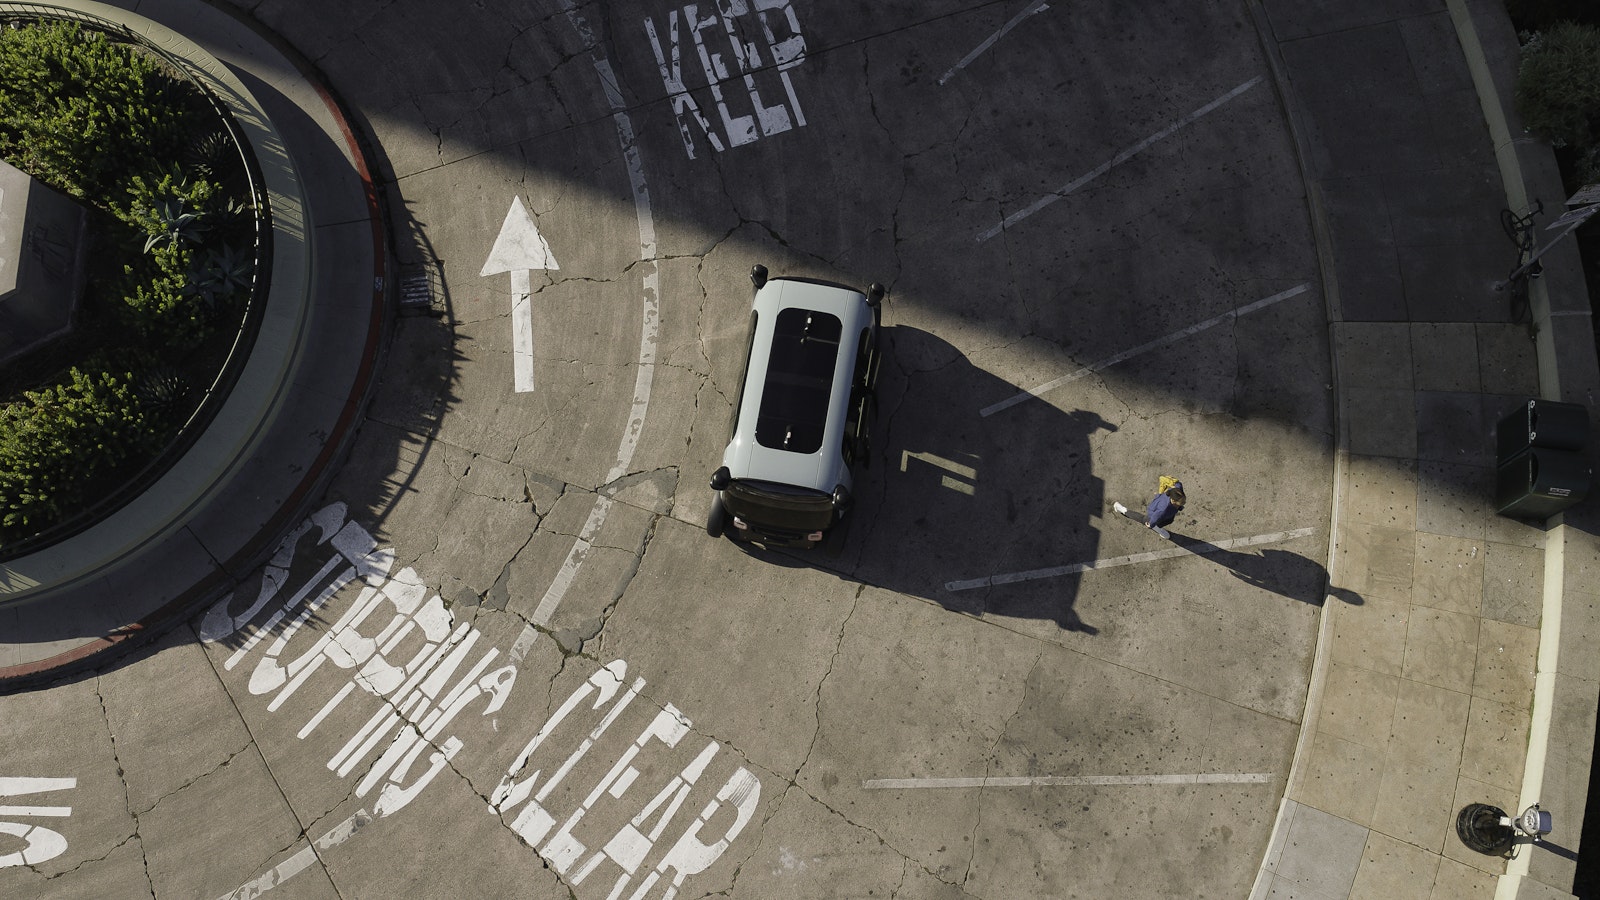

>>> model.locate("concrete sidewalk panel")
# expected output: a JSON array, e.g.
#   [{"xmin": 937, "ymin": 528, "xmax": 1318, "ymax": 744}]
[
  {"xmin": 1328, "ymin": 592, "xmax": 1411, "ymax": 676},
  {"xmin": 1412, "ymin": 324, "xmax": 1482, "ymax": 392},
  {"xmin": 1416, "ymin": 460, "xmax": 1495, "ymax": 540},
  {"xmin": 1350, "ymin": 830, "xmax": 1444, "ymax": 898},
  {"xmin": 1279, "ymin": 24, "xmax": 1441, "ymax": 180},
  {"xmin": 1481, "ymin": 540, "xmax": 1545, "ymax": 627},
  {"xmin": 1271, "ymin": 801, "xmax": 1369, "ymax": 897},
  {"xmin": 1412, "ymin": 531, "xmax": 1485, "ymax": 616},
  {"xmin": 1462, "ymin": 694, "xmax": 1534, "ymax": 790},
  {"xmin": 1416, "ymin": 391, "xmax": 1493, "ymax": 466},
  {"xmin": 1433, "ymin": 856, "xmax": 1498, "ymax": 899},
  {"xmin": 1347, "ymin": 389, "xmax": 1419, "ymax": 458}
]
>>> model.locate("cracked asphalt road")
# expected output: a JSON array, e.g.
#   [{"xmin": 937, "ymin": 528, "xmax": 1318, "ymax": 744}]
[{"xmin": 2, "ymin": 0, "xmax": 1334, "ymax": 896}]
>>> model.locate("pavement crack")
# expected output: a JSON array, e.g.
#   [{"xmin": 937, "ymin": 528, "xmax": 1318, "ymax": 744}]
[
  {"xmin": 91, "ymin": 674, "xmax": 155, "ymax": 897},
  {"xmin": 134, "ymin": 740, "xmax": 255, "ymax": 818},
  {"xmin": 794, "ymin": 584, "xmax": 863, "ymax": 781},
  {"xmin": 962, "ymin": 651, "xmax": 1043, "ymax": 884}
]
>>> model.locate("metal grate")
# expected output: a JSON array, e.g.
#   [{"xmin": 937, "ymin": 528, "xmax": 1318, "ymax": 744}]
[{"xmin": 396, "ymin": 261, "xmax": 443, "ymax": 317}]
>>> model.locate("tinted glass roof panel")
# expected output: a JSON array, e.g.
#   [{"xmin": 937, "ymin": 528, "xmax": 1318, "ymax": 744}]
[{"xmin": 755, "ymin": 307, "xmax": 842, "ymax": 454}]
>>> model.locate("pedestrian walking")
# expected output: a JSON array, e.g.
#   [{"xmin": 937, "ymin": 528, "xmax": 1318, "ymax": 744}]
[{"xmin": 1113, "ymin": 475, "xmax": 1185, "ymax": 539}]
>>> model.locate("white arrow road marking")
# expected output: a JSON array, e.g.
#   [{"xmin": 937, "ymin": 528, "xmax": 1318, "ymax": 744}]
[
  {"xmin": 939, "ymin": 0, "xmax": 1050, "ymax": 85},
  {"xmin": 945, "ymin": 527, "xmax": 1316, "ymax": 591},
  {"xmin": 480, "ymin": 196, "xmax": 560, "ymax": 393},
  {"xmin": 864, "ymin": 773, "xmax": 1272, "ymax": 789},
  {"xmin": 976, "ymin": 76, "xmax": 1262, "ymax": 241},
  {"xmin": 980, "ymin": 283, "xmax": 1310, "ymax": 416}
]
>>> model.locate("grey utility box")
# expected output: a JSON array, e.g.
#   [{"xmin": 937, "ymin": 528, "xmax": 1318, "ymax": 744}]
[{"xmin": 1495, "ymin": 400, "xmax": 1592, "ymax": 519}]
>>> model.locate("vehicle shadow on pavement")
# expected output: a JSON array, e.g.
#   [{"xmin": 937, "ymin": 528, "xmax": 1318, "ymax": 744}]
[
  {"xmin": 838, "ymin": 325, "xmax": 1114, "ymax": 634},
  {"xmin": 1165, "ymin": 537, "xmax": 1361, "ymax": 607}
]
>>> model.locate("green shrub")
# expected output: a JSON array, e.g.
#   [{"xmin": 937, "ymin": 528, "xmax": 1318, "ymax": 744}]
[
  {"xmin": 0, "ymin": 18, "xmax": 256, "ymax": 549},
  {"xmin": 0, "ymin": 20, "xmax": 204, "ymax": 200},
  {"xmin": 0, "ymin": 369, "xmax": 166, "ymax": 542},
  {"xmin": 1516, "ymin": 22, "xmax": 1600, "ymax": 157}
]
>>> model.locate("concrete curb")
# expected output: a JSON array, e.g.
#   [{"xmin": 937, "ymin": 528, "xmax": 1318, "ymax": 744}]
[{"xmin": 1250, "ymin": 1, "xmax": 1600, "ymax": 897}]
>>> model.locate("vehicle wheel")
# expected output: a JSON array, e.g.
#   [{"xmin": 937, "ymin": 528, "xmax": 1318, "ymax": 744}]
[{"xmin": 706, "ymin": 499, "xmax": 727, "ymax": 538}]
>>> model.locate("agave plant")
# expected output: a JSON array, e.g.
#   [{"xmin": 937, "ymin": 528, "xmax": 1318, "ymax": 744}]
[
  {"xmin": 141, "ymin": 195, "xmax": 209, "ymax": 253},
  {"xmin": 184, "ymin": 130, "xmax": 233, "ymax": 179},
  {"xmin": 187, "ymin": 243, "xmax": 254, "ymax": 308}
]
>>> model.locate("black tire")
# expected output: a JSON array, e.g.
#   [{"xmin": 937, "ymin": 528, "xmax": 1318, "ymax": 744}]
[{"xmin": 706, "ymin": 498, "xmax": 727, "ymax": 538}]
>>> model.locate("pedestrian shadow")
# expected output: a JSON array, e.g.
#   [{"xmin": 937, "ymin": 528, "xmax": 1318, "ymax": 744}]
[{"xmin": 1165, "ymin": 534, "xmax": 1363, "ymax": 607}]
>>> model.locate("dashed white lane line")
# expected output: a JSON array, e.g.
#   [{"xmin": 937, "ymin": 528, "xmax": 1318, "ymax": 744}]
[
  {"xmin": 979, "ymin": 283, "xmax": 1309, "ymax": 416},
  {"xmin": 938, "ymin": 0, "xmax": 1051, "ymax": 85},
  {"xmin": 975, "ymin": 76, "xmax": 1263, "ymax": 242},
  {"xmin": 944, "ymin": 527, "xmax": 1316, "ymax": 592},
  {"xmin": 865, "ymin": 773, "xmax": 1271, "ymax": 789}
]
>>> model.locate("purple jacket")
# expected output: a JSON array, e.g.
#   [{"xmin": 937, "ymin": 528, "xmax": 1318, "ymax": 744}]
[{"xmin": 1146, "ymin": 492, "xmax": 1179, "ymax": 528}]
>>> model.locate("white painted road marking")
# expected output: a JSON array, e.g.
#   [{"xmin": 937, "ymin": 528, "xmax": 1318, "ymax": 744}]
[
  {"xmin": 215, "ymin": 809, "xmax": 373, "ymax": 900},
  {"xmin": 976, "ymin": 76, "xmax": 1263, "ymax": 241},
  {"xmin": 480, "ymin": 196, "xmax": 560, "ymax": 393},
  {"xmin": 508, "ymin": 0, "xmax": 665, "ymax": 662},
  {"xmin": 938, "ymin": 0, "xmax": 1050, "ymax": 85},
  {"xmin": 0, "ymin": 777, "xmax": 77, "ymax": 868},
  {"xmin": 864, "ymin": 773, "xmax": 1272, "ymax": 789},
  {"xmin": 644, "ymin": 1, "xmax": 809, "ymax": 158},
  {"xmin": 900, "ymin": 450, "xmax": 977, "ymax": 495},
  {"xmin": 207, "ymin": 508, "xmax": 761, "ymax": 900},
  {"xmin": 980, "ymin": 282, "xmax": 1310, "ymax": 416},
  {"xmin": 944, "ymin": 527, "xmax": 1316, "ymax": 591}
]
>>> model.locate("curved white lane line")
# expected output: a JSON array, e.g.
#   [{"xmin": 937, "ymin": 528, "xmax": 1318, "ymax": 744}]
[{"xmin": 513, "ymin": 2, "xmax": 661, "ymax": 661}]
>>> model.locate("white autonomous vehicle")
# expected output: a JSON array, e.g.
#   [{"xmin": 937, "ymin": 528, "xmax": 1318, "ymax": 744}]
[{"xmin": 707, "ymin": 265, "xmax": 883, "ymax": 554}]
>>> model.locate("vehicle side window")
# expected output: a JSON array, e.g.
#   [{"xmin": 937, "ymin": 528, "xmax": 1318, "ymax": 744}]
[
  {"xmin": 843, "ymin": 327, "xmax": 873, "ymax": 465},
  {"xmin": 729, "ymin": 310, "xmax": 758, "ymax": 440},
  {"xmin": 850, "ymin": 328, "xmax": 872, "ymax": 388}
]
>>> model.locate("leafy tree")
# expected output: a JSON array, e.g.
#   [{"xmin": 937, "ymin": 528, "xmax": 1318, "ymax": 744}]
[{"xmin": 1516, "ymin": 21, "xmax": 1600, "ymax": 182}]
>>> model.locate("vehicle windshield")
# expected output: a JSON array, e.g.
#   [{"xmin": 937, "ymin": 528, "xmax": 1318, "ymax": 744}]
[{"xmin": 755, "ymin": 307, "xmax": 841, "ymax": 454}]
